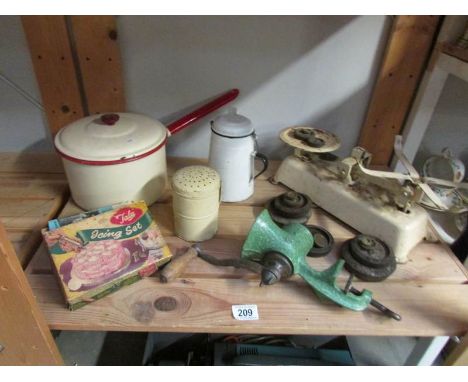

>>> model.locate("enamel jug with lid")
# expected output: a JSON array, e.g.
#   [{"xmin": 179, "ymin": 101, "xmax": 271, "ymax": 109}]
[{"xmin": 208, "ymin": 108, "xmax": 268, "ymax": 202}]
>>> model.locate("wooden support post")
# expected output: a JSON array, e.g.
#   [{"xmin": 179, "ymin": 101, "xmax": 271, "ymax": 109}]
[
  {"xmin": 22, "ymin": 16, "xmax": 125, "ymax": 137},
  {"xmin": 404, "ymin": 336, "xmax": 449, "ymax": 365},
  {"xmin": 394, "ymin": 61, "xmax": 448, "ymax": 171},
  {"xmin": 445, "ymin": 335, "xmax": 468, "ymax": 366},
  {"xmin": 21, "ymin": 16, "xmax": 85, "ymax": 135},
  {"xmin": 0, "ymin": 223, "xmax": 63, "ymax": 365},
  {"xmin": 358, "ymin": 16, "xmax": 441, "ymax": 166},
  {"xmin": 70, "ymin": 16, "xmax": 126, "ymax": 114},
  {"xmin": 394, "ymin": 16, "xmax": 468, "ymax": 170}
]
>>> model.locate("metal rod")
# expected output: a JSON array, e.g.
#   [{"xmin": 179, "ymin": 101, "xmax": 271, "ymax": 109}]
[
  {"xmin": 197, "ymin": 251, "xmax": 263, "ymax": 274},
  {"xmin": 350, "ymin": 286, "xmax": 401, "ymax": 321},
  {"xmin": 344, "ymin": 274, "xmax": 354, "ymax": 293},
  {"xmin": 0, "ymin": 71, "xmax": 45, "ymax": 111}
]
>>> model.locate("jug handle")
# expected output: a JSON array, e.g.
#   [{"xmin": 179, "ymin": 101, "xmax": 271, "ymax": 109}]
[{"xmin": 254, "ymin": 152, "xmax": 269, "ymax": 179}]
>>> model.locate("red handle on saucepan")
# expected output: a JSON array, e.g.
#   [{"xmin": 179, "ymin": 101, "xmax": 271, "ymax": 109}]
[{"xmin": 166, "ymin": 88, "xmax": 239, "ymax": 135}]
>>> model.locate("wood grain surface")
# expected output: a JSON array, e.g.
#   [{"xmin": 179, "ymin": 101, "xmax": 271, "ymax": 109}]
[
  {"xmin": 0, "ymin": 152, "xmax": 64, "ymax": 174},
  {"xmin": 27, "ymin": 274, "xmax": 468, "ymax": 336},
  {"xmin": 0, "ymin": 223, "xmax": 63, "ymax": 365},
  {"xmin": 21, "ymin": 16, "xmax": 85, "ymax": 135},
  {"xmin": 0, "ymin": 153, "xmax": 68, "ymax": 267},
  {"xmin": 358, "ymin": 16, "xmax": 441, "ymax": 166},
  {"xmin": 8, "ymin": 230, "xmax": 33, "ymax": 254},
  {"xmin": 27, "ymin": 235, "xmax": 468, "ymax": 285},
  {"xmin": 70, "ymin": 16, "xmax": 125, "ymax": 114},
  {"xmin": 444, "ymin": 333, "xmax": 468, "ymax": 365},
  {"xmin": 20, "ymin": 156, "xmax": 468, "ymax": 336}
]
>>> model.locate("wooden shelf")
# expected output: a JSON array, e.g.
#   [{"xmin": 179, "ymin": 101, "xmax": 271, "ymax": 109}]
[
  {"xmin": 20, "ymin": 155, "xmax": 468, "ymax": 337},
  {"xmin": 437, "ymin": 51, "xmax": 468, "ymax": 82},
  {"xmin": 441, "ymin": 42, "xmax": 468, "ymax": 64},
  {"xmin": 26, "ymin": 274, "xmax": 468, "ymax": 336},
  {"xmin": 3, "ymin": 15, "xmax": 466, "ymax": 365},
  {"xmin": 0, "ymin": 153, "xmax": 68, "ymax": 267}
]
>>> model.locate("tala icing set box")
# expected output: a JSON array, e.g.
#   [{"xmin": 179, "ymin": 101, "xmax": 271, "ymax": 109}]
[{"xmin": 42, "ymin": 201, "xmax": 172, "ymax": 310}]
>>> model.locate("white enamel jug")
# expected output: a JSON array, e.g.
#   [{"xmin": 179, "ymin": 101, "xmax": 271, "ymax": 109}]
[{"xmin": 208, "ymin": 108, "xmax": 268, "ymax": 202}]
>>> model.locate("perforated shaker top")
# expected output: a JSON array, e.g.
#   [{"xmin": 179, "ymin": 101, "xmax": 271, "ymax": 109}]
[{"xmin": 172, "ymin": 166, "xmax": 221, "ymax": 197}]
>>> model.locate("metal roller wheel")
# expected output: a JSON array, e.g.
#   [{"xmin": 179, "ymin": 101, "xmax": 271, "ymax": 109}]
[
  {"xmin": 267, "ymin": 191, "xmax": 313, "ymax": 224},
  {"xmin": 306, "ymin": 225, "xmax": 334, "ymax": 257},
  {"xmin": 341, "ymin": 235, "xmax": 396, "ymax": 282}
]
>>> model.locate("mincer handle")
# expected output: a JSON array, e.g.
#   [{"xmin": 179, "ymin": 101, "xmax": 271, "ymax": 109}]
[{"xmin": 159, "ymin": 246, "xmax": 199, "ymax": 283}]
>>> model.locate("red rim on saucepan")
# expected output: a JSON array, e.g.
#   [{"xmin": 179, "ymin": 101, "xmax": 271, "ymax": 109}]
[{"xmin": 54, "ymin": 135, "xmax": 168, "ymax": 166}]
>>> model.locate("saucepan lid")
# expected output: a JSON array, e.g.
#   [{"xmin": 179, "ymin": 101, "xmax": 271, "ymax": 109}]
[{"xmin": 54, "ymin": 113, "xmax": 168, "ymax": 165}]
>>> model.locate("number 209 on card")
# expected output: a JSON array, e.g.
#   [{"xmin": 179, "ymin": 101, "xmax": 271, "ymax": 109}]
[{"xmin": 232, "ymin": 304, "xmax": 259, "ymax": 320}]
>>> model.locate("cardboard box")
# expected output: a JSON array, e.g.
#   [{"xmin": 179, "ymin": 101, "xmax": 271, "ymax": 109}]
[{"xmin": 42, "ymin": 201, "xmax": 171, "ymax": 310}]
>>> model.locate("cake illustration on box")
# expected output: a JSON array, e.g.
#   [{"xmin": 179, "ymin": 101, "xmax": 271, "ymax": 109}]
[
  {"xmin": 42, "ymin": 201, "xmax": 171, "ymax": 310},
  {"xmin": 64, "ymin": 240, "xmax": 131, "ymax": 291}
]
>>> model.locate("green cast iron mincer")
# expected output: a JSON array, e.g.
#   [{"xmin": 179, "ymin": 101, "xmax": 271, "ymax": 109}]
[{"xmin": 241, "ymin": 209, "xmax": 373, "ymax": 311}]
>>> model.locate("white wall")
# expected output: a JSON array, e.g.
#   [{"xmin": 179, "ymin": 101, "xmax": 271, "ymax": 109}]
[
  {"xmin": 413, "ymin": 75, "xmax": 468, "ymax": 174},
  {"xmin": 0, "ymin": 15, "xmax": 392, "ymax": 159},
  {"xmin": 0, "ymin": 16, "xmax": 52, "ymax": 151},
  {"xmin": 118, "ymin": 15, "xmax": 391, "ymax": 159}
]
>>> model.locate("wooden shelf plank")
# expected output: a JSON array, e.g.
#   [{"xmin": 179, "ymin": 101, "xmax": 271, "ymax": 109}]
[
  {"xmin": 0, "ymin": 224, "xmax": 63, "ymax": 365},
  {"xmin": 0, "ymin": 161, "xmax": 69, "ymax": 267},
  {"xmin": 7, "ymin": 229, "xmax": 33, "ymax": 254},
  {"xmin": 27, "ymin": 233, "xmax": 468, "ymax": 284},
  {"xmin": 8, "ymin": 154, "xmax": 466, "ymax": 337},
  {"xmin": 0, "ymin": 199, "xmax": 61, "ymax": 229},
  {"xmin": 441, "ymin": 42, "xmax": 468, "ymax": 64},
  {"xmin": 0, "ymin": 197, "xmax": 66, "ymax": 267},
  {"xmin": 437, "ymin": 52, "xmax": 468, "ymax": 82},
  {"xmin": 0, "ymin": 153, "xmax": 63, "ymax": 174},
  {"xmin": 27, "ymin": 274, "xmax": 468, "ymax": 336},
  {"xmin": 0, "ymin": 174, "xmax": 67, "ymax": 200}
]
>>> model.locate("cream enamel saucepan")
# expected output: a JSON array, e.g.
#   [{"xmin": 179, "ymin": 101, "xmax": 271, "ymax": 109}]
[{"xmin": 54, "ymin": 89, "xmax": 239, "ymax": 210}]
